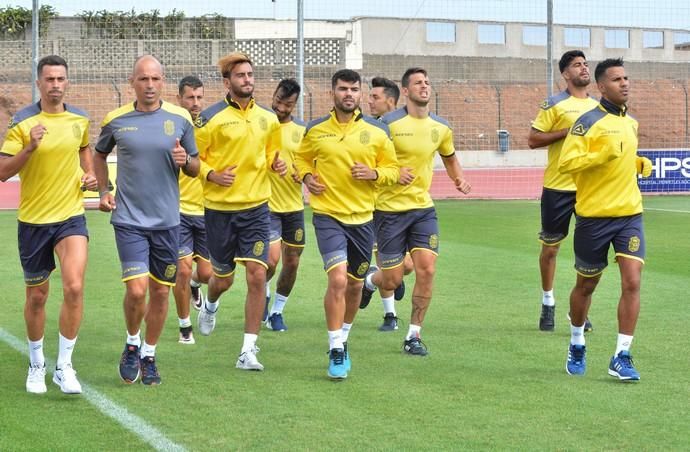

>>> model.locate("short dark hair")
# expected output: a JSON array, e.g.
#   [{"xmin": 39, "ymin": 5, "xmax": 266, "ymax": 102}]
[
  {"xmin": 37, "ymin": 55, "xmax": 68, "ymax": 77},
  {"xmin": 371, "ymin": 77, "xmax": 400, "ymax": 105},
  {"xmin": 595, "ymin": 58, "xmax": 624, "ymax": 82},
  {"xmin": 558, "ymin": 50, "xmax": 586, "ymax": 73},
  {"xmin": 274, "ymin": 78, "xmax": 301, "ymax": 99},
  {"xmin": 178, "ymin": 75, "xmax": 203, "ymax": 95},
  {"xmin": 401, "ymin": 67, "xmax": 427, "ymax": 88},
  {"xmin": 331, "ymin": 69, "xmax": 361, "ymax": 89}
]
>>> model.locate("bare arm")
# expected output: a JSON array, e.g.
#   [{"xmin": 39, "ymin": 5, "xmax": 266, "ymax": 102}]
[
  {"xmin": 441, "ymin": 153, "xmax": 471, "ymax": 194},
  {"xmin": 79, "ymin": 146, "xmax": 98, "ymax": 191},
  {"xmin": 0, "ymin": 124, "xmax": 45, "ymax": 182},
  {"xmin": 93, "ymin": 151, "xmax": 116, "ymax": 212},
  {"xmin": 527, "ymin": 127, "xmax": 569, "ymax": 149}
]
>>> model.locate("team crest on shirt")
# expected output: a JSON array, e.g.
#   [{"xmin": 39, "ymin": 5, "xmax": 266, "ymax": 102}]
[
  {"xmin": 72, "ymin": 123, "xmax": 81, "ymax": 139},
  {"xmin": 292, "ymin": 130, "xmax": 301, "ymax": 143},
  {"xmin": 163, "ymin": 120, "xmax": 175, "ymax": 136},
  {"xmin": 571, "ymin": 123, "xmax": 586, "ymax": 136},
  {"xmin": 259, "ymin": 117, "xmax": 268, "ymax": 131},
  {"xmin": 540, "ymin": 99, "xmax": 550, "ymax": 110},
  {"xmin": 360, "ymin": 131, "xmax": 370, "ymax": 145},
  {"xmin": 294, "ymin": 228, "xmax": 304, "ymax": 242},
  {"xmin": 628, "ymin": 236, "xmax": 640, "ymax": 252},
  {"xmin": 356, "ymin": 262, "xmax": 369, "ymax": 277},
  {"xmin": 429, "ymin": 234, "xmax": 439, "ymax": 249},
  {"xmin": 431, "ymin": 128, "xmax": 440, "ymax": 144},
  {"xmin": 7, "ymin": 117, "xmax": 16, "ymax": 129},
  {"xmin": 193, "ymin": 116, "xmax": 204, "ymax": 128},
  {"xmin": 164, "ymin": 264, "xmax": 177, "ymax": 279},
  {"xmin": 253, "ymin": 241, "xmax": 265, "ymax": 256}
]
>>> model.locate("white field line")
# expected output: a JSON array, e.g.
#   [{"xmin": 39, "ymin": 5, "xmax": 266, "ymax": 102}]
[
  {"xmin": 0, "ymin": 327, "xmax": 187, "ymax": 452},
  {"xmin": 645, "ymin": 207, "xmax": 690, "ymax": 213}
]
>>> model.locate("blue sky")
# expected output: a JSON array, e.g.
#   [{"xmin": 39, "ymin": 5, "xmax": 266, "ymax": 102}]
[{"xmin": 13, "ymin": 0, "xmax": 690, "ymax": 30}]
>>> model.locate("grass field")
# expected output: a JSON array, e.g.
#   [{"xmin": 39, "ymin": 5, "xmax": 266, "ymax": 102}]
[{"xmin": 1, "ymin": 196, "xmax": 688, "ymax": 451}]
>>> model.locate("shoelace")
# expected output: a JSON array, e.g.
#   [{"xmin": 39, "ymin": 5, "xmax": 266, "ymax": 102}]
[
  {"xmin": 142, "ymin": 358, "xmax": 159, "ymax": 376},
  {"xmin": 570, "ymin": 346, "xmax": 585, "ymax": 363},
  {"xmin": 121, "ymin": 347, "xmax": 139, "ymax": 366},
  {"xmin": 618, "ymin": 354, "xmax": 634, "ymax": 369},
  {"xmin": 330, "ymin": 349, "xmax": 345, "ymax": 365}
]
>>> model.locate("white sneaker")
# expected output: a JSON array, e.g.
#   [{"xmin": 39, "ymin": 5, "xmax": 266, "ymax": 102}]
[
  {"xmin": 197, "ymin": 306, "xmax": 216, "ymax": 336},
  {"xmin": 53, "ymin": 363, "xmax": 82, "ymax": 394},
  {"xmin": 26, "ymin": 364, "xmax": 47, "ymax": 394},
  {"xmin": 190, "ymin": 285, "xmax": 204, "ymax": 311},
  {"xmin": 236, "ymin": 347, "xmax": 264, "ymax": 371}
]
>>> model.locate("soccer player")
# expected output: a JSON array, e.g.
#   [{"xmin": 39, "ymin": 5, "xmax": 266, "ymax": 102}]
[
  {"xmin": 559, "ymin": 58, "xmax": 650, "ymax": 381},
  {"xmin": 366, "ymin": 76, "xmax": 414, "ymax": 332},
  {"xmin": 0, "ymin": 55, "xmax": 97, "ymax": 394},
  {"xmin": 94, "ymin": 55, "xmax": 200, "ymax": 385},
  {"xmin": 528, "ymin": 50, "xmax": 599, "ymax": 332},
  {"xmin": 172, "ymin": 75, "xmax": 212, "ymax": 345},
  {"xmin": 360, "ymin": 67, "xmax": 471, "ymax": 356},
  {"xmin": 264, "ymin": 79, "xmax": 306, "ymax": 332},
  {"xmin": 194, "ymin": 52, "xmax": 287, "ymax": 371},
  {"xmin": 294, "ymin": 69, "xmax": 398, "ymax": 379}
]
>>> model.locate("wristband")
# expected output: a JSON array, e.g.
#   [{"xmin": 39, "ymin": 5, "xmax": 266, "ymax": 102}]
[{"xmin": 99, "ymin": 190, "xmax": 111, "ymax": 198}]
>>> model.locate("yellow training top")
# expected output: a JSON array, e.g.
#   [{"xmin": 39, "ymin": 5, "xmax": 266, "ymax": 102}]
[
  {"xmin": 559, "ymin": 99, "xmax": 642, "ymax": 218},
  {"xmin": 268, "ymin": 118, "xmax": 306, "ymax": 213},
  {"xmin": 376, "ymin": 107, "xmax": 454, "ymax": 212},
  {"xmin": 532, "ymin": 91, "xmax": 599, "ymax": 191},
  {"xmin": 195, "ymin": 97, "xmax": 281, "ymax": 212},
  {"xmin": 295, "ymin": 109, "xmax": 398, "ymax": 224},
  {"xmin": 1, "ymin": 102, "xmax": 89, "ymax": 224}
]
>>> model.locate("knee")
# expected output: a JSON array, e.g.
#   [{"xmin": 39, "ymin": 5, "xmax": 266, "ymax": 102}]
[
  {"xmin": 177, "ymin": 261, "xmax": 192, "ymax": 282},
  {"xmin": 415, "ymin": 263, "xmax": 435, "ymax": 281},
  {"xmin": 212, "ymin": 275, "xmax": 233, "ymax": 292},
  {"xmin": 381, "ymin": 273, "xmax": 401, "ymax": 292},
  {"xmin": 328, "ymin": 273, "xmax": 348, "ymax": 294},
  {"xmin": 197, "ymin": 266, "xmax": 212, "ymax": 284},
  {"xmin": 26, "ymin": 286, "xmax": 49, "ymax": 308},
  {"xmin": 62, "ymin": 280, "xmax": 84, "ymax": 304},
  {"xmin": 541, "ymin": 245, "xmax": 559, "ymax": 260},
  {"xmin": 621, "ymin": 275, "xmax": 641, "ymax": 294},
  {"xmin": 126, "ymin": 283, "xmax": 148, "ymax": 302},
  {"xmin": 246, "ymin": 265, "xmax": 267, "ymax": 287}
]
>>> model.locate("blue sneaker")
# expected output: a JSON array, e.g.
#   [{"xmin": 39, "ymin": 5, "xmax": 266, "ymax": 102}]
[
  {"xmin": 566, "ymin": 344, "xmax": 586, "ymax": 375},
  {"xmin": 343, "ymin": 341, "xmax": 351, "ymax": 372},
  {"xmin": 608, "ymin": 351, "xmax": 640, "ymax": 381},
  {"xmin": 327, "ymin": 348, "xmax": 347, "ymax": 380},
  {"xmin": 266, "ymin": 312, "xmax": 287, "ymax": 331},
  {"xmin": 393, "ymin": 279, "xmax": 406, "ymax": 301},
  {"xmin": 119, "ymin": 344, "xmax": 141, "ymax": 384}
]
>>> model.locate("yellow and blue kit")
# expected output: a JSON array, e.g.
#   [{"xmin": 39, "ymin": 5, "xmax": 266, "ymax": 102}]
[
  {"xmin": 268, "ymin": 118, "xmax": 306, "ymax": 213},
  {"xmin": 195, "ymin": 97, "xmax": 281, "ymax": 212},
  {"xmin": 532, "ymin": 91, "xmax": 599, "ymax": 191},
  {"xmin": 559, "ymin": 98, "xmax": 642, "ymax": 218},
  {"xmin": 295, "ymin": 108, "xmax": 398, "ymax": 224},
  {"xmin": 1, "ymin": 102, "xmax": 89, "ymax": 224},
  {"xmin": 376, "ymin": 107, "xmax": 454, "ymax": 212}
]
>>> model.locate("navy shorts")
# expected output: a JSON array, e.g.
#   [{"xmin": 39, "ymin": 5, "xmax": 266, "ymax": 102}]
[
  {"xmin": 269, "ymin": 210, "xmax": 306, "ymax": 247},
  {"xmin": 205, "ymin": 203, "xmax": 270, "ymax": 277},
  {"xmin": 18, "ymin": 215, "xmax": 88, "ymax": 286},
  {"xmin": 539, "ymin": 188, "xmax": 576, "ymax": 245},
  {"xmin": 312, "ymin": 214, "xmax": 374, "ymax": 280},
  {"xmin": 178, "ymin": 213, "xmax": 209, "ymax": 261},
  {"xmin": 114, "ymin": 224, "xmax": 179, "ymax": 285},
  {"xmin": 374, "ymin": 207, "xmax": 439, "ymax": 269},
  {"xmin": 573, "ymin": 214, "xmax": 645, "ymax": 277}
]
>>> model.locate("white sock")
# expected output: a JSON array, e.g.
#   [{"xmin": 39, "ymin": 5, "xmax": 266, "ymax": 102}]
[
  {"xmin": 382, "ymin": 296, "xmax": 395, "ymax": 315},
  {"xmin": 28, "ymin": 337, "xmax": 45, "ymax": 367},
  {"xmin": 272, "ymin": 293, "xmax": 288, "ymax": 314},
  {"xmin": 328, "ymin": 329, "xmax": 343, "ymax": 350},
  {"xmin": 190, "ymin": 278, "xmax": 201, "ymax": 288},
  {"xmin": 570, "ymin": 323, "xmax": 586, "ymax": 346},
  {"xmin": 57, "ymin": 333, "xmax": 77, "ymax": 368},
  {"xmin": 405, "ymin": 324, "xmax": 421, "ymax": 341},
  {"xmin": 615, "ymin": 334, "xmax": 634, "ymax": 355},
  {"xmin": 178, "ymin": 317, "xmax": 192, "ymax": 328},
  {"xmin": 126, "ymin": 330, "xmax": 141, "ymax": 347},
  {"xmin": 205, "ymin": 300, "xmax": 219, "ymax": 313},
  {"xmin": 265, "ymin": 283, "xmax": 271, "ymax": 299},
  {"xmin": 542, "ymin": 290, "xmax": 555, "ymax": 306},
  {"xmin": 242, "ymin": 333, "xmax": 258, "ymax": 353},
  {"xmin": 140, "ymin": 341, "xmax": 156, "ymax": 358},
  {"xmin": 342, "ymin": 323, "xmax": 352, "ymax": 343}
]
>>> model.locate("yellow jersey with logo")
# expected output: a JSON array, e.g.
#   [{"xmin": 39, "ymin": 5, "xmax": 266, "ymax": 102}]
[
  {"xmin": 375, "ymin": 107, "xmax": 454, "ymax": 212},
  {"xmin": 295, "ymin": 109, "xmax": 398, "ymax": 225},
  {"xmin": 532, "ymin": 91, "xmax": 599, "ymax": 191},
  {"xmin": 268, "ymin": 118, "xmax": 306, "ymax": 213},
  {"xmin": 559, "ymin": 99, "xmax": 642, "ymax": 218},
  {"xmin": 195, "ymin": 97, "xmax": 281, "ymax": 212},
  {"xmin": 1, "ymin": 102, "xmax": 89, "ymax": 224}
]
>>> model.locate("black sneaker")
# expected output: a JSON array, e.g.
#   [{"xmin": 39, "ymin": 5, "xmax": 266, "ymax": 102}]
[
  {"xmin": 403, "ymin": 337, "xmax": 428, "ymax": 356},
  {"xmin": 190, "ymin": 284, "xmax": 203, "ymax": 311},
  {"xmin": 393, "ymin": 279, "xmax": 406, "ymax": 301},
  {"xmin": 178, "ymin": 325, "xmax": 195, "ymax": 344},
  {"xmin": 539, "ymin": 305, "xmax": 555, "ymax": 331},
  {"xmin": 378, "ymin": 312, "xmax": 399, "ymax": 332},
  {"xmin": 140, "ymin": 356, "xmax": 161, "ymax": 385},
  {"xmin": 359, "ymin": 265, "xmax": 378, "ymax": 309},
  {"xmin": 119, "ymin": 344, "xmax": 141, "ymax": 384},
  {"xmin": 584, "ymin": 317, "xmax": 593, "ymax": 332}
]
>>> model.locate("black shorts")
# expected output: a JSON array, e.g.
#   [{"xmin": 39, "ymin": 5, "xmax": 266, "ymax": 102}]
[
  {"xmin": 114, "ymin": 224, "xmax": 179, "ymax": 285},
  {"xmin": 539, "ymin": 188, "xmax": 576, "ymax": 245},
  {"xmin": 312, "ymin": 214, "xmax": 374, "ymax": 280},
  {"xmin": 178, "ymin": 213, "xmax": 209, "ymax": 261},
  {"xmin": 374, "ymin": 207, "xmax": 439, "ymax": 269},
  {"xmin": 269, "ymin": 210, "xmax": 306, "ymax": 248}
]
